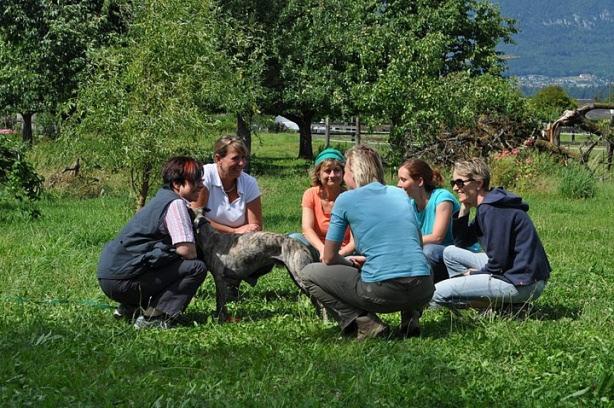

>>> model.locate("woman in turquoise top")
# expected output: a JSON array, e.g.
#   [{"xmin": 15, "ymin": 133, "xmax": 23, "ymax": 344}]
[
  {"xmin": 301, "ymin": 146, "xmax": 434, "ymax": 340},
  {"xmin": 397, "ymin": 159, "xmax": 461, "ymax": 283}
]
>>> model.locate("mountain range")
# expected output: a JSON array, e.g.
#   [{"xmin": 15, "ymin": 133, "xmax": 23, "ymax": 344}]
[{"xmin": 492, "ymin": 0, "xmax": 614, "ymax": 96}]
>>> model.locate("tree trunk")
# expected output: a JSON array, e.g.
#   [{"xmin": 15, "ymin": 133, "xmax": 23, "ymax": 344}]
[
  {"xmin": 286, "ymin": 112, "xmax": 313, "ymax": 159},
  {"xmin": 135, "ymin": 162, "xmax": 152, "ymax": 210},
  {"xmin": 237, "ymin": 113, "xmax": 252, "ymax": 174},
  {"xmin": 21, "ymin": 112, "xmax": 34, "ymax": 145}
]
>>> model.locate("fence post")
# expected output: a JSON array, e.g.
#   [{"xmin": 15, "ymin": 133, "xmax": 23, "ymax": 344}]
[
  {"xmin": 355, "ymin": 116, "xmax": 361, "ymax": 145},
  {"xmin": 325, "ymin": 116, "xmax": 330, "ymax": 147}
]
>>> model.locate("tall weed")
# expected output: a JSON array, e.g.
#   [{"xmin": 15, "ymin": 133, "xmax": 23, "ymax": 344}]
[{"xmin": 558, "ymin": 163, "xmax": 597, "ymax": 199}]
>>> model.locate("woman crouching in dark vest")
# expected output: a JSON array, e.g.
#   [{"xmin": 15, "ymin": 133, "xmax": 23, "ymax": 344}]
[{"xmin": 97, "ymin": 156, "xmax": 207, "ymax": 329}]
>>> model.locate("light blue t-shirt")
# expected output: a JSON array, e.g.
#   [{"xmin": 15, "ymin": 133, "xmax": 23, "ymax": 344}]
[
  {"xmin": 326, "ymin": 182, "xmax": 430, "ymax": 282},
  {"xmin": 412, "ymin": 188, "xmax": 459, "ymax": 246}
]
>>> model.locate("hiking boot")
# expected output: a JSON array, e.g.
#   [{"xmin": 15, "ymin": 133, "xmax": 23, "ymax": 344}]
[
  {"xmin": 355, "ymin": 314, "xmax": 389, "ymax": 341},
  {"xmin": 133, "ymin": 315, "xmax": 173, "ymax": 330},
  {"xmin": 399, "ymin": 310, "xmax": 421, "ymax": 338},
  {"xmin": 113, "ymin": 304, "xmax": 140, "ymax": 320}
]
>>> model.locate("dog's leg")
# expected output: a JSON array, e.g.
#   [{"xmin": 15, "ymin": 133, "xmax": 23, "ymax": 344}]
[{"xmin": 210, "ymin": 262, "xmax": 229, "ymax": 323}]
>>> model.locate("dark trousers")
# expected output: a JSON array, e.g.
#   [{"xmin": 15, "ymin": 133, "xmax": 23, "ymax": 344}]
[
  {"xmin": 99, "ymin": 259, "xmax": 206, "ymax": 316},
  {"xmin": 301, "ymin": 263, "xmax": 434, "ymax": 331}
]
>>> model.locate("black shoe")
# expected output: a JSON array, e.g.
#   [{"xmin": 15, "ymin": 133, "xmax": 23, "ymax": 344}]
[
  {"xmin": 133, "ymin": 315, "xmax": 173, "ymax": 330},
  {"xmin": 399, "ymin": 310, "xmax": 421, "ymax": 338},
  {"xmin": 113, "ymin": 304, "xmax": 140, "ymax": 320}
]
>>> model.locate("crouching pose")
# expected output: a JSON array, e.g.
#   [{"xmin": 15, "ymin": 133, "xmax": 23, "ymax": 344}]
[
  {"xmin": 431, "ymin": 158, "xmax": 550, "ymax": 310},
  {"xmin": 301, "ymin": 146, "xmax": 434, "ymax": 340},
  {"xmin": 97, "ymin": 156, "xmax": 207, "ymax": 329}
]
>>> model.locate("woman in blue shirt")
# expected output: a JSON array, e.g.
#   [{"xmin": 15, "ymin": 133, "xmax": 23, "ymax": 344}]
[
  {"xmin": 397, "ymin": 159, "xmax": 461, "ymax": 283},
  {"xmin": 301, "ymin": 146, "xmax": 434, "ymax": 340}
]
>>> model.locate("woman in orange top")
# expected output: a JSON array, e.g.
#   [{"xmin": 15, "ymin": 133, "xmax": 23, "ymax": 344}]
[{"xmin": 291, "ymin": 148, "xmax": 354, "ymax": 261}]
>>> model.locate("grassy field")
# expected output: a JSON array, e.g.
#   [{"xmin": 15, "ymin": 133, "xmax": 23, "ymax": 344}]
[{"xmin": 1, "ymin": 134, "xmax": 613, "ymax": 406}]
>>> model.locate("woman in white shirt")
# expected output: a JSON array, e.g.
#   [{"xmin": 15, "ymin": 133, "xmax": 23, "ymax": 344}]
[{"xmin": 193, "ymin": 136, "xmax": 262, "ymax": 233}]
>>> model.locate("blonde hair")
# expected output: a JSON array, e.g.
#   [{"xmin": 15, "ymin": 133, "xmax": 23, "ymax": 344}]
[
  {"xmin": 345, "ymin": 145, "xmax": 384, "ymax": 187},
  {"xmin": 213, "ymin": 136, "xmax": 248, "ymax": 159},
  {"xmin": 453, "ymin": 158, "xmax": 491, "ymax": 190},
  {"xmin": 310, "ymin": 159, "xmax": 344, "ymax": 187}
]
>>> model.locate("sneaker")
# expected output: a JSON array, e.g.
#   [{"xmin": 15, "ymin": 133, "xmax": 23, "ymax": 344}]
[
  {"xmin": 113, "ymin": 304, "xmax": 139, "ymax": 320},
  {"xmin": 355, "ymin": 314, "xmax": 390, "ymax": 341},
  {"xmin": 133, "ymin": 315, "xmax": 173, "ymax": 330}
]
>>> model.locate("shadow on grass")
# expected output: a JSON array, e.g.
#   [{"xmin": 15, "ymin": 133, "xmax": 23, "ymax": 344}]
[{"xmin": 525, "ymin": 303, "xmax": 582, "ymax": 321}]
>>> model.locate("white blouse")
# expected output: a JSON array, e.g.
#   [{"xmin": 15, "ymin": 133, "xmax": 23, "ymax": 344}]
[{"xmin": 201, "ymin": 163, "xmax": 261, "ymax": 228}]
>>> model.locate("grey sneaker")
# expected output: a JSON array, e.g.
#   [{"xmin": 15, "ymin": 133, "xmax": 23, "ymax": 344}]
[
  {"xmin": 113, "ymin": 304, "xmax": 140, "ymax": 320},
  {"xmin": 133, "ymin": 315, "xmax": 173, "ymax": 330},
  {"xmin": 355, "ymin": 314, "xmax": 390, "ymax": 341}
]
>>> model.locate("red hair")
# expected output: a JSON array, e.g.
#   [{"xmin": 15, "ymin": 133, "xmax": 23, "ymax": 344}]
[{"xmin": 399, "ymin": 159, "xmax": 443, "ymax": 192}]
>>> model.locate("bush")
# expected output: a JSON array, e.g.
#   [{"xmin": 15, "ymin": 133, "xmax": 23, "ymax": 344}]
[
  {"xmin": 0, "ymin": 135, "xmax": 44, "ymax": 218},
  {"xmin": 490, "ymin": 148, "xmax": 560, "ymax": 193},
  {"xmin": 558, "ymin": 163, "xmax": 597, "ymax": 199}
]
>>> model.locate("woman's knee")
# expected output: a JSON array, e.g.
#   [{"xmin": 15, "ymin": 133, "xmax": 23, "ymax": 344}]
[
  {"xmin": 184, "ymin": 259, "xmax": 207, "ymax": 283},
  {"xmin": 423, "ymin": 244, "xmax": 444, "ymax": 263}
]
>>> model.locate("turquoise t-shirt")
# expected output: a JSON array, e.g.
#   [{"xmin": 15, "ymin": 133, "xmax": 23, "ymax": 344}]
[
  {"xmin": 326, "ymin": 182, "xmax": 430, "ymax": 282},
  {"xmin": 412, "ymin": 188, "xmax": 459, "ymax": 246}
]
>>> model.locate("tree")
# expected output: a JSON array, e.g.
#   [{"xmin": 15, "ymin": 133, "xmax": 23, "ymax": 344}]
[
  {"xmin": 342, "ymin": 0, "xmax": 520, "ymax": 162},
  {"xmin": 529, "ymin": 85, "xmax": 578, "ymax": 122},
  {"xmin": 68, "ymin": 0, "xmax": 250, "ymax": 208},
  {"xmin": 0, "ymin": 0, "xmax": 132, "ymax": 144}
]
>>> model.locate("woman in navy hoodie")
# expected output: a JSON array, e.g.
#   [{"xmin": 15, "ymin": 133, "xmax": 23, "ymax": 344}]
[{"xmin": 431, "ymin": 158, "xmax": 550, "ymax": 309}]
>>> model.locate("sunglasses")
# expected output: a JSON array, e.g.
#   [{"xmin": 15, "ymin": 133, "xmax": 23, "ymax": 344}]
[{"xmin": 450, "ymin": 178, "xmax": 475, "ymax": 189}]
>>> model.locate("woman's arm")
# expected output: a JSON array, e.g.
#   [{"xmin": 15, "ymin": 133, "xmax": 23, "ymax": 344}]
[
  {"xmin": 301, "ymin": 206, "xmax": 325, "ymax": 254},
  {"xmin": 422, "ymin": 201, "xmax": 453, "ymax": 245},
  {"xmin": 174, "ymin": 242, "xmax": 198, "ymax": 259},
  {"xmin": 241, "ymin": 196, "xmax": 262, "ymax": 233},
  {"xmin": 338, "ymin": 232, "xmax": 355, "ymax": 257},
  {"xmin": 322, "ymin": 239, "xmax": 354, "ymax": 266}
]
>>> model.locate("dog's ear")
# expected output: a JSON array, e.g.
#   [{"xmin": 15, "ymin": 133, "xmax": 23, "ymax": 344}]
[{"xmin": 192, "ymin": 209, "xmax": 210, "ymax": 229}]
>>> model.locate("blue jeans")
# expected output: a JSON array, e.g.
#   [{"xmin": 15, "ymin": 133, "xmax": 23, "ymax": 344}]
[
  {"xmin": 423, "ymin": 244, "xmax": 448, "ymax": 283},
  {"xmin": 443, "ymin": 245, "xmax": 488, "ymax": 277},
  {"xmin": 437, "ymin": 245, "xmax": 546, "ymax": 308},
  {"xmin": 430, "ymin": 274, "xmax": 546, "ymax": 309}
]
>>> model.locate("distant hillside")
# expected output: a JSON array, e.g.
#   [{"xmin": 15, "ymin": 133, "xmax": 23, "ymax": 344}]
[{"xmin": 492, "ymin": 0, "xmax": 614, "ymax": 93}]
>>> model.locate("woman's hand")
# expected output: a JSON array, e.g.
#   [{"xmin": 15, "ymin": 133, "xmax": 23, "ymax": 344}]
[
  {"xmin": 347, "ymin": 255, "xmax": 366, "ymax": 269},
  {"xmin": 458, "ymin": 203, "xmax": 471, "ymax": 218},
  {"xmin": 463, "ymin": 268, "xmax": 478, "ymax": 276},
  {"xmin": 234, "ymin": 223, "xmax": 261, "ymax": 234}
]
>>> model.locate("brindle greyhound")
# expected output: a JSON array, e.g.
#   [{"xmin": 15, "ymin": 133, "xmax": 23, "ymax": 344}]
[{"xmin": 191, "ymin": 208, "xmax": 324, "ymax": 322}]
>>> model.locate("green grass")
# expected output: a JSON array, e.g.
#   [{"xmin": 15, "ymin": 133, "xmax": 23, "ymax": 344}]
[{"xmin": 1, "ymin": 135, "xmax": 613, "ymax": 406}]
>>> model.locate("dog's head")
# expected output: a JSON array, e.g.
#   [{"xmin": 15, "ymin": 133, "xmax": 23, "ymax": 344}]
[{"xmin": 189, "ymin": 207, "xmax": 211, "ymax": 230}]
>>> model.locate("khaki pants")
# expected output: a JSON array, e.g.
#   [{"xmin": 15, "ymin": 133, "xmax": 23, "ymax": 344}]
[{"xmin": 301, "ymin": 263, "xmax": 434, "ymax": 331}]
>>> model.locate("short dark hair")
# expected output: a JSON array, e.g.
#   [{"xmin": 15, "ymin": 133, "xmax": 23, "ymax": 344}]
[{"xmin": 162, "ymin": 156, "xmax": 203, "ymax": 186}]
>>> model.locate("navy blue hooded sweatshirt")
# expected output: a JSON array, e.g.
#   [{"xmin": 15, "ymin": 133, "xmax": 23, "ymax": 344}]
[{"xmin": 451, "ymin": 187, "xmax": 551, "ymax": 286}]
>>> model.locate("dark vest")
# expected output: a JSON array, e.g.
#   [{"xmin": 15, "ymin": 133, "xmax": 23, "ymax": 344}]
[{"xmin": 97, "ymin": 187, "xmax": 182, "ymax": 279}]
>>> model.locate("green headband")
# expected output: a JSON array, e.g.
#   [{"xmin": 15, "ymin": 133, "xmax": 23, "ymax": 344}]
[{"xmin": 315, "ymin": 148, "xmax": 345, "ymax": 166}]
